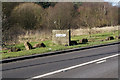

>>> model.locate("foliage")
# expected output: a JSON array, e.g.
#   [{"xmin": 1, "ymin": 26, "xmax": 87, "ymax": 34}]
[
  {"xmin": 2, "ymin": 2, "xmax": 119, "ymax": 43},
  {"xmin": 71, "ymin": 2, "xmax": 118, "ymax": 29},
  {"xmin": 2, "ymin": 2, "xmax": 20, "ymax": 30},
  {"xmin": 45, "ymin": 2, "xmax": 75, "ymax": 30},
  {"xmin": 35, "ymin": 2, "xmax": 57, "ymax": 8},
  {"xmin": 10, "ymin": 3, "xmax": 44, "ymax": 30},
  {"xmin": 2, "ymin": 30, "xmax": 119, "ymax": 59}
]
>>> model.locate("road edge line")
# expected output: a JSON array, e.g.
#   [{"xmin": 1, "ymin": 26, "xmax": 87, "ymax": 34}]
[
  {"xmin": 30, "ymin": 54, "xmax": 119, "ymax": 79},
  {"xmin": 1, "ymin": 41, "xmax": 120, "ymax": 63}
]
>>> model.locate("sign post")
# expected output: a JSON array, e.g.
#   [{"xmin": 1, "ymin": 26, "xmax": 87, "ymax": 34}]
[{"xmin": 52, "ymin": 30, "xmax": 71, "ymax": 46}]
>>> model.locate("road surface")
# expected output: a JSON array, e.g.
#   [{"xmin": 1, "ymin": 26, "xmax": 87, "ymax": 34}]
[{"xmin": 2, "ymin": 44, "xmax": 119, "ymax": 79}]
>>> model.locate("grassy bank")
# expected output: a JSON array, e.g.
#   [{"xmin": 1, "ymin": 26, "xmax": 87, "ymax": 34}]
[{"xmin": 1, "ymin": 30, "xmax": 119, "ymax": 59}]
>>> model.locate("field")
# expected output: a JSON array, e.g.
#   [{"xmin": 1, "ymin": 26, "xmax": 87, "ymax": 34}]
[{"xmin": 1, "ymin": 29, "xmax": 119, "ymax": 59}]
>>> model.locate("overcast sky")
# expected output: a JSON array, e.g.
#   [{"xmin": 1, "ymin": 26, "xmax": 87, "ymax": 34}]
[
  {"xmin": 104, "ymin": 0, "xmax": 119, "ymax": 2},
  {"xmin": 104, "ymin": 0, "xmax": 119, "ymax": 6}
]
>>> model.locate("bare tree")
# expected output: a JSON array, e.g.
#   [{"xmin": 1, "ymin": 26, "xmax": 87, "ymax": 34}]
[{"xmin": 45, "ymin": 2, "xmax": 75, "ymax": 30}]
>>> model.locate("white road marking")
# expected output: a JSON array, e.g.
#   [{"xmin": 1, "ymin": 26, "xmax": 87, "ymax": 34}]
[
  {"xmin": 29, "ymin": 54, "xmax": 119, "ymax": 79},
  {"xmin": 96, "ymin": 60, "xmax": 106, "ymax": 64}
]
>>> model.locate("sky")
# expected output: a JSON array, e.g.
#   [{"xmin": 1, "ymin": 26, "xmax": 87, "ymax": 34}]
[
  {"xmin": 104, "ymin": 0, "xmax": 120, "ymax": 6},
  {"xmin": 104, "ymin": 0, "xmax": 119, "ymax": 2}
]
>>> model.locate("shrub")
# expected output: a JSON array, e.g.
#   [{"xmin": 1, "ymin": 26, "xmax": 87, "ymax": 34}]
[
  {"xmin": 82, "ymin": 38, "xmax": 88, "ymax": 44},
  {"xmin": 11, "ymin": 3, "xmax": 44, "ymax": 30}
]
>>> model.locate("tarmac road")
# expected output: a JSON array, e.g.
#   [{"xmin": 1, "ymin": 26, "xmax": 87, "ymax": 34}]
[{"xmin": 2, "ymin": 44, "xmax": 119, "ymax": 79}]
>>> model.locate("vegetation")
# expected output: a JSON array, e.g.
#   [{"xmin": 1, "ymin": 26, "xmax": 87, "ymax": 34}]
[
  {"xmin": 1, "ymin": 30, "xmax": 119, "ymax": 59},
  {"xmin": 2, "ymin": 2, "xmax": 119, "ymax": 44},
  {"xmin": 1, "ymin": 2, "xmax": 119, "ymax": 59}
]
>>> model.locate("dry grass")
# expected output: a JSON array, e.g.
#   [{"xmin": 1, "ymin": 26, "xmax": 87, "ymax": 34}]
[
  {"xmin": 18, "ymin": 30, "xmax": 52, "ymax": 43},
  {"xmin": 18, "ymin": 26, "xmax": 119, "ymax": 43},
  {"xmin": 71, "ymin": 26, "xmax": 119, "ymax": 36}
]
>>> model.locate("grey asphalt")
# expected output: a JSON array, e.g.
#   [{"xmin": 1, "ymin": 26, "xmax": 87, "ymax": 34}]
[
  {"xmin": 2, "ymin": 44, "xmax": 119, "ymax": 78},
  {"xmin": 45, "ymin": 56, "xmax": 118, "ymax": 78}
]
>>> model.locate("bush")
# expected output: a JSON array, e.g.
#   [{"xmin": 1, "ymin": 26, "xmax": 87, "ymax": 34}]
[
  {"xmin": 70, "ymin": 41, "xmax": 78, "ymax": 46},
  {"xmin": 45, "ymin": 2, "xmax": 75, "ymax": 30},
  {"xmin": 82, "ymin": 38, "xmax": 88, "ymax": 44},
  {"xmin": 106, "ymin": 36, "xmax": 114, "ymax": 40},
  {"xmin": 11, "ymin": 3, "xmax": 44, "ymax": 30}
]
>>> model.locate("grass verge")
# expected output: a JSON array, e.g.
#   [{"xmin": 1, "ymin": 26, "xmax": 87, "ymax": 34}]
[{"xmin": 1, "ymin": 30, "xmax": 119, "ymax": 59}]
